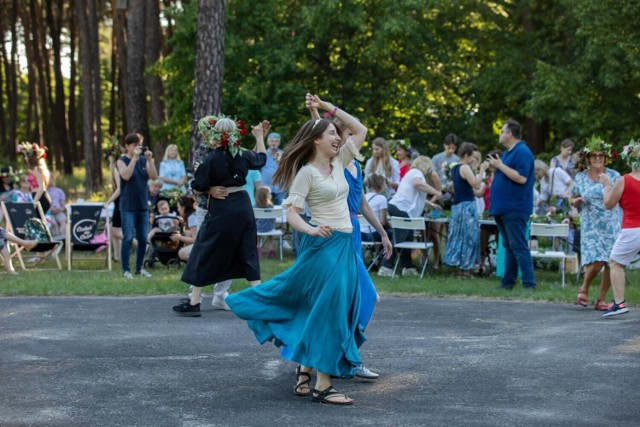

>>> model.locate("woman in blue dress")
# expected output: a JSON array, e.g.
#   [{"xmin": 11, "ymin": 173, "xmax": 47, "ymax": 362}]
[
  {"xmin": 226, "ymin": 95, "xmax": 368, "ymax": 405},
  {"xmin": 444, "ymin": 142, "xmax": 488, "ymax": 277},
  {"xmin": 570, "ymin": 142, "xmax": 621, "ymax": 310}
]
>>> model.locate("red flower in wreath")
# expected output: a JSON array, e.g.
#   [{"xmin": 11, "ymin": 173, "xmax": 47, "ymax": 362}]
[
  {"xmin": 612, "ymin": 150, "xmax": 619, "ymax": 160},
  {"xmin": 236, "ymin": 120, "xmax": 248, "ymax": 136},
  {"xmin": 220, "ymin": 132, "xmax": 230, "ymax": 147}
]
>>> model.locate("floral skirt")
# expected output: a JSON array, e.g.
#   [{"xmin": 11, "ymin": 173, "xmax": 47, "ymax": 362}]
[{"xmin": 444, "ymin": 201, "xmax": 479, "ymax": 271}]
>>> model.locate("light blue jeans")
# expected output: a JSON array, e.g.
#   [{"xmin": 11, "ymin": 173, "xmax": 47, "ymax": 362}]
[{"xmin": 121, "ymin": 209, "xmax": 149, "ymax": 274}]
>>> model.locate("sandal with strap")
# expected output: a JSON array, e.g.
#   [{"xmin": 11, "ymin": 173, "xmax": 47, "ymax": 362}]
[
  {"xmin": 293, "ymin": 366, "xmax": 312, "ymax": 397},
  {"xmin": 576, "ymin": 290, "xmax": 588, "ymax": 307},
  {"xmin": 594, "ymin": 299, "xmax": 611, "ymax": 311},
  {"xmin": 311, "ymin": 386, "xmax": 353, "ymax": 405}
]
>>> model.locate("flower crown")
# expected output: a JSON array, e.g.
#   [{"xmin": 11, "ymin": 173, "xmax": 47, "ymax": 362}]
[
  {"xmin": 197, "ymin": 115, "xmax": 248, "ymax": 157},
  {"xmin": 621, "ymin": 139, "xmax": 640, "ymax": 170},
  {"xmin": 583, "ymin": 135, "xmax": 612, "ymax": 156},
  {"xmin": 16, "ymin": 142, "xmax": 47, "ymax": 159}
]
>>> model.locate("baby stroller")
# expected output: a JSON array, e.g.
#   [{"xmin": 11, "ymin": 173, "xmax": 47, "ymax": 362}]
[{"xmin": 144, "ymin": 215, "xmax": 184, "ymax": 269}]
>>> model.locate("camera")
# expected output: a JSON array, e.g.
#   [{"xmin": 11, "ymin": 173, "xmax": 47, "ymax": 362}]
[{"xmin": 139, "ymin": 146, "xmax": 148, "ymax": 154}]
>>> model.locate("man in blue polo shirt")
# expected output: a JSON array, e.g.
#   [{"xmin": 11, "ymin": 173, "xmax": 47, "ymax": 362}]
[{"xmin": 488, "ymin": 119, "xmax": 536, "ymax": 289}]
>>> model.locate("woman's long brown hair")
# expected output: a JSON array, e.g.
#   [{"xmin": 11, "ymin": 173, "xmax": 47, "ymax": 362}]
[{"xmin": 272, "ymin": 119, "xmax": 341, "ymax": 189}]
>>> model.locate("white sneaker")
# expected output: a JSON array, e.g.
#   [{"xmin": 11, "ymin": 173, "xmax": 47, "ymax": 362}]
[
  {"xmin": 123, "ymin": 271, "xmax": 134, "ymax": 279},
  {"xmin": 355, "ymin": 364, "xmax": 379, "ymax": 379},
  {"xmin": 137, "ymin": 269, "xmax": 152, "ymax": 278},
  {"xmin": 377, "ymin": 266, "xmax": 394, "ymax": 277},
  {"xmin": 402, "ymin": 267, "xmax": 419, "ymax": 277},
  {"xmin": 212, "ymin": 292, "xmax": 231, "ymax": 311}
]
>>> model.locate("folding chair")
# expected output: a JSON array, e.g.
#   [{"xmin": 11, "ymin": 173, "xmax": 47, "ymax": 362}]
[
  {"xmin": 254, "ymin": 207, "xmax": 284, "ymax": 260},
  {"xmin": 389, "ymin": 216, "xmax": 434, "ymax": 278},
  {"xmin": 530, "ymin": 222, "xmax": 570, "ymax": 287},
  {"xmin": 0, "ymin": 201, "xmax": 63, "ymax": 270},
  {"xmin": 357, "ymin": 214, "xmax": 383, "ymax": 271},
  {"xmin": 66, "ymin": 203, "xmax": 112, "ymax": 271}
]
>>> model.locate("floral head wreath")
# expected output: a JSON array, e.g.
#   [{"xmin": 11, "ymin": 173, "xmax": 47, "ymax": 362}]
[
  {"xmin": 582, "ymin": 135, "xmax": 617, "ymax": 165},
  {"xmin": 16, "ymin": 141, "xmax": 47, "ymax": 159},
  {"xmin": 621, "ymin": 139, "xmax": 640, "ymax": 170},
  {"xmin": 197, "ymin": 114, "xmax": 248, "ymax": 157}
]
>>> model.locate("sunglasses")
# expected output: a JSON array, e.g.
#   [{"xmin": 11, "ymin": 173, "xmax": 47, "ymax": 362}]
[{"xmin": 589, "ymin": 153, "xmax": 605, "ymax": 159}]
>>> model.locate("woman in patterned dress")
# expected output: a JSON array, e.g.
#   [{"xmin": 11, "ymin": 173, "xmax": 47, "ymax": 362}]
[{"xmin": 570, "ymin": 142, "xmax": 621, "ymax": 311}]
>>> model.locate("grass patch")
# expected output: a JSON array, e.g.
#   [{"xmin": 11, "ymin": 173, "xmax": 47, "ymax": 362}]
[{"xmin": 2, "ymin": 253, "xmax": 638, "ymax": 306}]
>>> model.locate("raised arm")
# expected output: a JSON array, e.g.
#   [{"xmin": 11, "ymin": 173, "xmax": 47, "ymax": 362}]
[{"xmin": 307, "ymin": 94, "xmax": 367, "ymax": 151}]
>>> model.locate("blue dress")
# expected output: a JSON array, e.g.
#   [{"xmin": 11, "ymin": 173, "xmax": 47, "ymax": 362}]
[
  {"xmin": 344, "ymin": 161, "xmax": 378, "ymax": 329},
  {"xmin": 572, "ymin": 169, "xmax": 622, "ymax": 265},
  {"xmin": 226, "ymin": 145, "xmax": 364, "ymax": 378}
]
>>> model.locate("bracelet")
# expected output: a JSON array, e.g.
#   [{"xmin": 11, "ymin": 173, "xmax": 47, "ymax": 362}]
[{"xmin": 323, "ymin": 106, "xmax": 338, "ymax": 118}]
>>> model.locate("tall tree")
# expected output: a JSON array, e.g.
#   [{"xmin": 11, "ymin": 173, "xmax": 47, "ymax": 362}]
[
  {"xmin": 124, "ymin": 0, "xmax": 149, "ymax": 142},
  {"xmin": 145, "ymin": 0, "xmax": 165, "ymax": 156},
  {"xmin": 190, "ymin": 0, "xmax": 225, "ymax": 164},
  {"xmin": 46, "ymin": 0, "xmax": 72, "ymax": 174},
  {"xmin": 76, "ymin": 0, "xmax": 102, "ymax": 192}
]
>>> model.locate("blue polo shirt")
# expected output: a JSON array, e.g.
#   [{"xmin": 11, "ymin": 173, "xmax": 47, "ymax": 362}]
[{"xmin": 489, "ymin": 141, "xmax": 535, "ymax": 216}]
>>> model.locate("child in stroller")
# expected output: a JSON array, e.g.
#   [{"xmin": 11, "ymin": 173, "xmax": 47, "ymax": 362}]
[{"xmin": 145, "ymin": 199, "xmax": 183, "ymax": 268}]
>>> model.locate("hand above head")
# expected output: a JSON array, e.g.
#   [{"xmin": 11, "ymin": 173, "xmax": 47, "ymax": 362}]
[
  {"xmin": 251, "ymin": 123, "xmax": 264, "ymax": 139},
  {"xmin": 261, "ymin": 120, "xmax": 271, "ymax": 135}
]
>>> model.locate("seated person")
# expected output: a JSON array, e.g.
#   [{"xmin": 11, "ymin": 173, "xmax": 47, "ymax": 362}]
[
  {"xmin": 1, "ymin": 227, "xmax": 38, "ymax": 275},
  {"xmin": 1, "ymin": 166, "xmax": 17, "ymax": 201},
  {"xmin": 170, "ymin": 195, "xmax": 197, "ymax": 261},
  {"xmin": 46, "ymin": 176, "xmax": 67, "ymax": 238},
  {"xmin": 147, "ymin": 199, "xmax": 179, "ymax": 243},
  {"xmin": 361, "ymin": 174, "xmax": 390, "ymax": 242},
  {"xmin": 147, "ymin": 178, "xmax": 163, "ymax": 209},
  {"xmin": 11, "ymin": 175, "xmax": 34, "ymax": 203}
]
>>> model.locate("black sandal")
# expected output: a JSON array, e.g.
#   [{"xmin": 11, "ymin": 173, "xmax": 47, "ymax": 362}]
[
  {"xmin": 293, "ymin": 366, "xmax": 312, "ymax": 397},
  {"xmin": 311, "ymin": 386, "xmax": 353, "ymax": 405}
]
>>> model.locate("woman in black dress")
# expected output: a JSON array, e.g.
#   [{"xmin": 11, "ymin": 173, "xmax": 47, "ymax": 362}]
[{"xmin": 173, "ymin": 116, "xmax": 267, "ymax": 316}]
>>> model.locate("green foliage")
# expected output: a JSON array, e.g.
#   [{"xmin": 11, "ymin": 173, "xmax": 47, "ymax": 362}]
[{"xmin": 156, "ymin": 0, "xmax": 640, "ymax": 163}]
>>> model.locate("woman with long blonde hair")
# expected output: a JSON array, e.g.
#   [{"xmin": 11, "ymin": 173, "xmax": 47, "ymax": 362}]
[
  {"xmin": 364, "ymin": 137, "xmax": 400, "ymax": 197},
  {"xmin": 159, "ymin": 143, "xmax": 186, "ymax": 192}
]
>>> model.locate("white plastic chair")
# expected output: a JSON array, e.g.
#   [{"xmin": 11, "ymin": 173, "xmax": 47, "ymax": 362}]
[
  {"xmin": 529, "ymin": 222, "xmax": 570, "ymax": 287},
  {"xmin": 389, "ymin": 216, "xmax": 433, "ymax": 278},
  {"xmin": 254, "ymin": 207, "xmax": 284, "ymax": 260}
]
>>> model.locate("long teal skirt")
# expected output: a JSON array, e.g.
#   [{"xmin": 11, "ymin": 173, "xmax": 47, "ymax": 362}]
[{"xmin": 226, "ymin": 231, "xmax": 364, "ymax": 378}]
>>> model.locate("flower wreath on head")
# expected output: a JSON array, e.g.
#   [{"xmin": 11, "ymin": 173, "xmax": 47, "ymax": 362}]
[
  {"xmin": 582, "ymin": 135, "xmax": 617, "ymax": 164},
  {"xmin": 197, "ymin": 114, "xmax": 248, "ymax": 157},
  {"xmin": 621, "ymin": 139, "xmax": 640, "ymax": 170},
  {"xmin": 16, "ymin": 142, "xmax": 47, "ymax": 159}
]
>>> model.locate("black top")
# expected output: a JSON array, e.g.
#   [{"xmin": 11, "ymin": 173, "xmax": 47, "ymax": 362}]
[{"xmin": 192, "ymin": 148, "xmax": 266, "ymax": 192}]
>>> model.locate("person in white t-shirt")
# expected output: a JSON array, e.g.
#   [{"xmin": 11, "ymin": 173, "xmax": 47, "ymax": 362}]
[
  {"xmin": 361, "ymin": 174, "xmax": 389, "ymax": 241},
  {"xmin": 534, "ymin": 159, "xmax": 573, "ymax": 213},
  {"xmin": 378, "ymin": 156, "xmax": 442, "ymax": 277}
]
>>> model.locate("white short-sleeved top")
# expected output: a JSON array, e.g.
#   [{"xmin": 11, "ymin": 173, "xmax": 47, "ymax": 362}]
[
  {"xmin": 283, "ymin": 138, "xmax": 360, "ymax": 231},
  {"xmin": 389, "ymin": 168, "xmax": 428, "ymax": 218}
]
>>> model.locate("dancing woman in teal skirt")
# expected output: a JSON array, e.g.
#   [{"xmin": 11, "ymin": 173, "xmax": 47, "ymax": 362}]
[{"xmin": 226, "ymin": 95, "xmax": 367, "ymax": 405}]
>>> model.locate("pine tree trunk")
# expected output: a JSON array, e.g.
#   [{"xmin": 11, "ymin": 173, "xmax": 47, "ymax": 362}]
[
  {"xmin": 191, "ymin": 0, "xmax": 226, "ymax": 166},
  {"xmin": 76, "ymin": 0, "xmax": 102, "ymax": 193},
  {"xmin": 146, "ymin": 0, "xmax": 165, "ymax": 158},
  {"xmin": 125, "ymin": 0, "xmax": 149, "ymax": 143}
]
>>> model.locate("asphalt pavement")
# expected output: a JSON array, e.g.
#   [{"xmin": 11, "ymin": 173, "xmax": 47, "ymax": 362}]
[{"xmin": 1, "ymin": 295, "xmax": 639, "ymax": 426}]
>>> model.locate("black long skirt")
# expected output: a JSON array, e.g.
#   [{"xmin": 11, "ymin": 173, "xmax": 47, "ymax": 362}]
[{"xmin": 181, "ymin": 191, "xmax": 260, "ymax": 286}]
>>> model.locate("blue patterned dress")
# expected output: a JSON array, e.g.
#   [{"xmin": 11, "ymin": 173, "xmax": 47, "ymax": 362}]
[
  {"xmin": 344, "ymin": 161, "xmax": 378, "ymax": 329},
  {"xmin": 444, "ymin": 164, "xmax": 479, "ymax": 271},
  {"xmin": 572, "ymin": 168, "xmax": 622, "ymax": 266}
]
